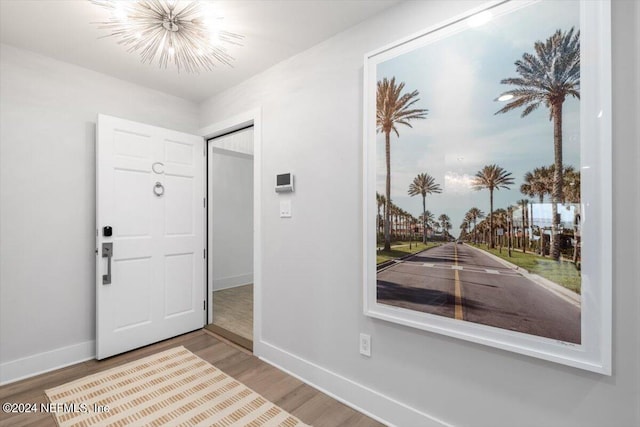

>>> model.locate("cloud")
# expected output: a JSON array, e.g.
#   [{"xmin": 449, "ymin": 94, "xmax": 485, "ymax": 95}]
[
  {"xmin": 444, "ymin": 172, "xmax": 475, "ymax": 194},
  {"xmin": 372, "ymin": 0, "xmax": 581, "ymax": 234}
]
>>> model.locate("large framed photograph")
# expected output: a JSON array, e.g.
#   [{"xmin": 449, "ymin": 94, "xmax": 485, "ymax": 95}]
[{"xmin": 363, "ymin": 0, "xmax": 611, "ymax": 374}]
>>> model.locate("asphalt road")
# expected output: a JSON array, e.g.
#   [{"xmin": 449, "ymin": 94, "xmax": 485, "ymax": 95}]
[{"xmin": 377, "ymin": 243, "xmax": 581, "ymax": 344}]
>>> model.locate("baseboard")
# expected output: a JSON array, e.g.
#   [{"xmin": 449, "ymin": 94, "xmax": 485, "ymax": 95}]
[
  {"xmin": 0, "ymin": 340, "xmax": 95, "ymax": 385},
  {"xmin": 212, "ymin": 274, "xmax": 253, "ymax": 290},
  {"xmin": 256, "ymin": 340, "xmax": 451, "ymax": 427}
]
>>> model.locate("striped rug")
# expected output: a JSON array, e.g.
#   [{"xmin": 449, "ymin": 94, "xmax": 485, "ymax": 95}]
[{"xmin": 45, "ymin": 346, "xmax": 309, "ymax": 427}]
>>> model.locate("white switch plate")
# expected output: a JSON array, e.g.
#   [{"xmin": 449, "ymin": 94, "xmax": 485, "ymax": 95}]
[
  {"xmin": 359, "ymin": 333, "xmax": 371, "ymax": 357},
  {"xmin": 280, "ymin": 200, "xmax": 292, "ymax": 218}
]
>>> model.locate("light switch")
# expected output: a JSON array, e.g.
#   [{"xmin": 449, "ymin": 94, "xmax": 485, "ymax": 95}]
[{"xmin": 280, "ymin": 200, "xmax": 292, "ymax": 218}]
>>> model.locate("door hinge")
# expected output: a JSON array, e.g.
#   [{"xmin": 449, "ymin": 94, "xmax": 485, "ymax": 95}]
[
  {"xmin": 203, "ymin": 197, "xmax": 206, "ymax": 208},
  {"xmin": 203, "ymin": 300, "xmax": 207, "ymax": 311},
  {"xmin": 203, "ymin": 248, "xmax": 206, "ymax": 259}
]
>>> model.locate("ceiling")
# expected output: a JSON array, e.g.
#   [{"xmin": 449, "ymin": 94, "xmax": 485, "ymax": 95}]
[{"xmin": 0, "ymin": 0, "xmax": 400, "ymax": 102}]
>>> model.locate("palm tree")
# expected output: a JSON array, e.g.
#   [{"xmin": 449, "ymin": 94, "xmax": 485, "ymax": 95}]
[
  {"xmin": 397, "ymin": 207, "xmax": 404, "ymax": 239},
  {"xmin": 408, "ymin": 173, "xmax": 442, "ymax": 243},
  {"xmin": 563, "ymin": 166, "xmax": 580, "ymax": 203},
  {"xmin": 466, "ymin": 207, "xmax": 485, "ymax": 245},
  {"xmin": 560, "ymin": 165, "xmax": 580, "ymax": 264},
  {"xmin": 521, "ymin": 166, "xmax": 553, "ymax": 203},
  {"xmin": 564, "ymin": 166, "xmax": 580, "ymax": 264},
  {"xmin": 472, "ymin": 165, "xmax": 515, "ymax": 249},
  {"xmin": 401, "ymin": 209, "xmax": 411, "ymax": 240},
  {"xmin": 463, "ymin": 212, "xmax": 473, "ymax": 241},
  {"xmin": 521, "ymin": 166, "xmax": 551, "ymax": 256},
  {"xmin": 438, "ymin": 214, "xmax": 451, "ymax": 241},
  {"xmin": 506, "ymin": 205, "xmax": 516, "ymax": 257},
  {"xmin": 376, "ymin": 192, "xmax": 385, "ymax": 236},
  {"xmin": 408, "ymin": 215, "xmax": 418, "ymax": 248},
  {"xmin": 377, "ymin": 77, "xmax": 428, "ymax": 251},
  {"xmin": 491, "ymin": 209, "xmax": 507, "ymax": 247},
  {"xmin": 496, "ymin": 27, "xmax": 580, "ymax": 260},
  {"xmin": 389, "ymin": 203, "xmax": 399, "ymax": 240},
  {"xmin": 459, "ymin": 221, "xmax": 469, "ymax": 241},
  {"xmin": 534, "ymin": 164, "xmax": 580, "ymax": 202},
  {"xmin": 517, "ymin": 199, "xmax": 529, "ymax": 253},
  {"xmin": 476, "ymin": 220, "xmax": 489, "ymax": 245},
  {"xmin": 420, "ymin": 210, "xmax": 435, "ymax": 239},
  {"xmin": 521, "ymin": 165, "xmax": 580, "ymax": 255}
]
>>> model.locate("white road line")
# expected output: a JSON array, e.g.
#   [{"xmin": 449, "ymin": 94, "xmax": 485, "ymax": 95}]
[{"xmin": 413, "ymin": 263, "xmax": 519, "ymax": 277}]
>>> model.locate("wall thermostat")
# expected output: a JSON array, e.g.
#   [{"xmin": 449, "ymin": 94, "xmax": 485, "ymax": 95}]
[{"xmin": 275, "ymin": 173, "xmax": 294, "ymax": 193}]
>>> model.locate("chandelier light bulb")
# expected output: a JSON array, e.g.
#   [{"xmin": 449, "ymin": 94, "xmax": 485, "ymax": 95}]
[{"xmin": 90, "ymin": 0, "xmax": 244, "ymax": 73}]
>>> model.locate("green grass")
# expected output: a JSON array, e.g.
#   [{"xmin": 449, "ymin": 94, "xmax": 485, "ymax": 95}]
[
  {"xmin": 376, "ymin": 241, "xmax": 439, "ymax": 264},
  {"xmin": 472, "ymin": 243, "xmax": 581, "ymax": 294}
]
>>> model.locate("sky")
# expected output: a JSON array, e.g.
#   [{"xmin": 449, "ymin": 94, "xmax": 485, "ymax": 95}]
[{"xmin": 375, "ymin": 0, "xmax": 580, "ymax": 236}]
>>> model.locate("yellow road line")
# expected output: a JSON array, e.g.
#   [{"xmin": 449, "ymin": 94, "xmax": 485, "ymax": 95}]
[{"xmin": 454, "ymin": 244, "xmax": 463, "ymax": 320}]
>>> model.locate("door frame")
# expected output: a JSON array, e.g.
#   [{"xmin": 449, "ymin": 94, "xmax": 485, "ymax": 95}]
[{"xmin": 199, "ymin": 108, "xmax": 262, "ymax": 353}]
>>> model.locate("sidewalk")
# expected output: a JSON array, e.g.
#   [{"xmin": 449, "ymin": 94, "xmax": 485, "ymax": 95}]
[{"xmin": 466, "ymin": 245, "xmax": 581, "ymax": 308}]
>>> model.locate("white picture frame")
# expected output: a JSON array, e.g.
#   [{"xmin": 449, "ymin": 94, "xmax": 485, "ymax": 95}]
[{"xmin": 363, "ymin": 0, "xmax": 612, "ymax": 374}]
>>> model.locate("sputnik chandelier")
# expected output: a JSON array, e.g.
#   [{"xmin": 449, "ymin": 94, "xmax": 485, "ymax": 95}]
[{"xmin": 90, "ymin": 0, "xmax": 243, "ymax": 73}]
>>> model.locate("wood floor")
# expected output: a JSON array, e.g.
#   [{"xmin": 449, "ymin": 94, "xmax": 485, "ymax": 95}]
[
  {"xmin": 0, "ymin": 330, "xmax": 385, "ymax": 427},
  {"xmin": 212, "ymin": 284, "xmax": 253, "ymax": 342}
]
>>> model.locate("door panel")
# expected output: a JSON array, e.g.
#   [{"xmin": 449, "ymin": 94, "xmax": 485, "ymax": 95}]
[
  {"xmin": 96, "ymin": 114, "xmax": 205, "ymax": 360},
  {"xmin": 165, "ymin": 176, "xmax": 194, "ymax": 235},
  {"xmin": 165, "ymin": 253, "xmax": 195, "ymax": 316},
  {"xmin": 113, "ymin": 257, "xmax": 153, "ymax": 329},
  {"xmin": 165, "ymin": 139, "xmax": 194, "ymax": 165},
  {"xmin": 114, "ymin": 169, "xmax": 152, "ymax": 237}
]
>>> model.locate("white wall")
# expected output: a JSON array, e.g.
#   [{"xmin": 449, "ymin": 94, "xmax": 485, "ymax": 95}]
[
  {"xmin": 199, "ymin": 1, "xmax": 640, "ymax": 426},
  {"xmin": 209, "ymin": 128, "xmax": 254, "ymax": 290},
  {"xmin": 0, "ymin": 44, "xmax": 199, "ymax": 383},
  {"xmin": 0, "ymin": 1, "xmax": 638, "ymax": 424}
]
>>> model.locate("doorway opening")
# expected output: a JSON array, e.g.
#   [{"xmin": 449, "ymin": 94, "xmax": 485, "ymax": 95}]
[{"xmin": 205, "ymin": 125, "xmax": 254, "ymax": 350}]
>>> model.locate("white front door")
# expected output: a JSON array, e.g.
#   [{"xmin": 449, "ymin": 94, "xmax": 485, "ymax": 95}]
[{"xmin": 96, "ymin": 114, "xmax": 205, "ymax": 360}]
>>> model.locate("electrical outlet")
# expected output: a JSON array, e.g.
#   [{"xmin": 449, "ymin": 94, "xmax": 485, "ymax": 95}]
[{"xmin": 359, "ymin": 333, "xmax": 371, "ymax": 357}]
